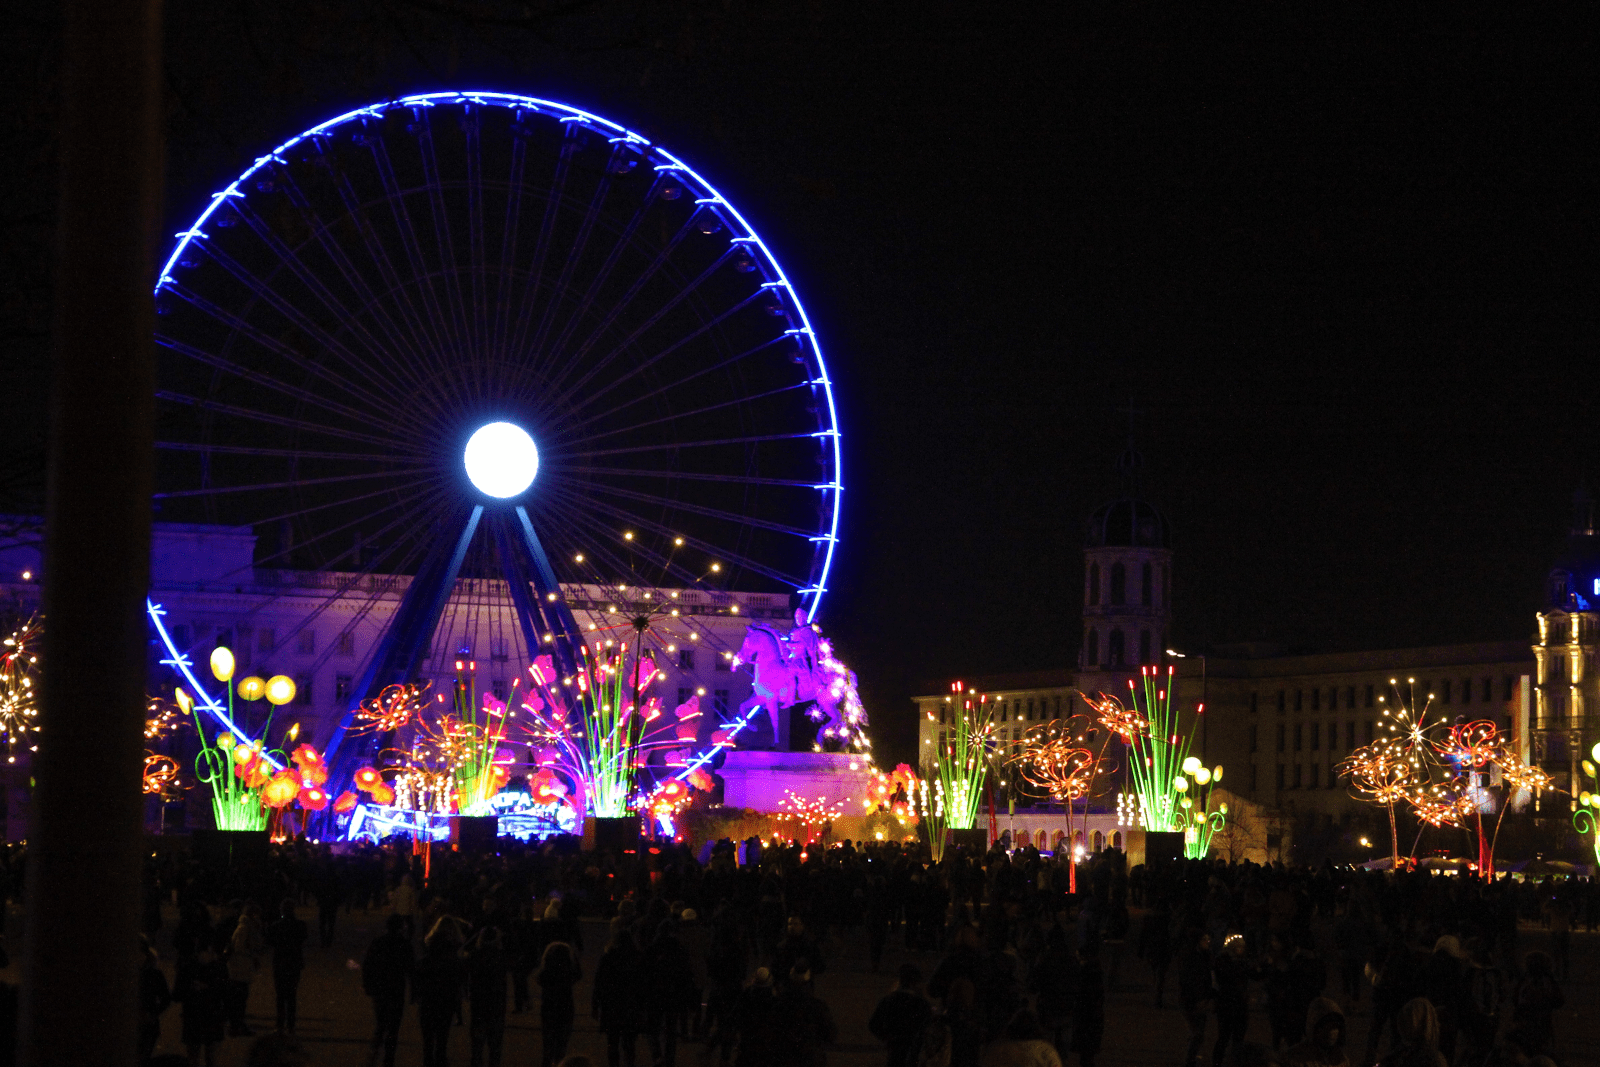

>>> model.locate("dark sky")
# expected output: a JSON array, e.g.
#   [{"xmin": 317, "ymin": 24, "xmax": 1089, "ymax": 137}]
[{"xmin": 5, "ymin": 7, "xmax": 1597, "ymax": 765}]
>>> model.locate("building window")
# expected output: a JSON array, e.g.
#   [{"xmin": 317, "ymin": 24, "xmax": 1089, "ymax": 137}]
[
  {"xmin": 1461, "ymin": 678, "xmax": 1472, "ymax": 705},
  {"xmin": 713, "ymin": 690, "xmax": 729, "ymax": 717},
  {"xmin": 1364, "ymin": 684, "xmax": 1374, "ymax": 708},
  {"xmin": 1054, "ymin": 696, "xmax": 1062, "ymax": 717},
  {"xmin": 1313, "ymin": 688, "xmax": 1322, "ymax": 711},
  {"xmin": 715, "ymin": 652, "xmax": 731, "ymax": 672},
  {"xmin": 297, "ymin": 628, "xmax": 316, "ymax": 655},
  {"xmin": 678, "ymin": 648, "xmax": 695, "ymax": 670},
  {"xmin": 1139, "ymin": 630, "xmax": 1151, "ymax": 664},
  {"xmin": 1110, "ymin": 563, "xmax": 1126, "ymax": 606},
  {"xmin": 678, "ymin": 687, "xmax": 693, "ymax": 708},
  {"xmin": 1364, "ymin": 720, "xmax": 1374, "ymax": 743},
  {"xmin": 1503, "ymin": 676, "xmax": 1514, "ymax": 701},
  {"xmin": 294, "ymin": 674, "xmax": 312, "ymax": 705},
  {"xmin": 1328, "ymin": 764, "xmax": 1339, "ymax": 790},
  {"xmin": 1276, "ymin": 724, "xmax": 1285, "ymax": 753},
  {"xmin": 1248, "ymin": 724, "xmax": 1258, "ymax": 753},
  {"xmin": 337, "ymin": 631, "xmax": 356, "ymax": 657},
  {"xmin": 1108, "ymin": 629, "xmax": 1125, "ymax": 666},
  {"xmin": 1088, "ymin": 564, "xmax": 1100, "ymax": 606},
  {"xmin": 1085, "ymin": 629, "xmax": 1099, "ymax": 666},
  {"xmin": 1441, "ymin": 679, "xmax": 1451, "ymax": 704},
  {"xmin": 1141, "ymin": 562, "xmax": 1152, "ymax": 606},
  {"xmin": 1277, "ymin": 690, "xmax": 1286, "ymax": 714},
  {"xmin": 1345, "ymin": 685, "xmax": 1355, "ymax": 709},
  {"xmin": 492, "ymin": 679, "xmax": 507, "ymax": 702},
  {"xmin": 1249, "ymin": 764, "xmax": 1258, "ymax": 793},
  {"xmin": 1293, "ymin": 764, "xmax": 1303, "ymax": 789},
  {"xmin": 1027, "ymin": 699, "xmax": 1036, "ymax": 721},
  {"xmin": 1311, "ymin": 722, "xmax": 1320, "ymax": 751},
  {"xmin": 1294, "ymin": 689, "xmax": 1303, "ymax": 712},
  {"xmin": 1309, "ymin": 763, "xmax": 1319, "ymax": 788},
  {"xmin": 1294, "ymin": 723, "xmax": 1303, "ymax": 751},
  {"xmin": 334, "ymin": 674, "xmax": 352, "ymax": 704},
  {"xmin": 1250, "ymin": 692, "xmax": 1259, "ymax": 714},
  {"xmin": 1276, "ymin": 764, "xmax": 1285, "ymax": 791},
  {"xmin": 1482, "ymin": 677, "xmax": 1492, "ymax": 702}
]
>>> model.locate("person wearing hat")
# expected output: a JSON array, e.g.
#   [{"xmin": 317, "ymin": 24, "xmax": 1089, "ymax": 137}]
[
  {"xmin": 732, "ymin": 968, "xmax": 778, "ymax": 1067},
  {"xmin": 1283, "ymin": 997, "xmax": 1348, "ymax": 1067}
]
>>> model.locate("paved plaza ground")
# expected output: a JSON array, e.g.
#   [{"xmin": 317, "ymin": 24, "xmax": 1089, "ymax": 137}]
[{"xmin": 7, "ymin": 900, "xmax": 1597, "ymax": 1066}]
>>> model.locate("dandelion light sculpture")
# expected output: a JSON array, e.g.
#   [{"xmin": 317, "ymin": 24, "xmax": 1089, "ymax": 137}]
[
  {"xmin": 920, "ymin": 681, "xmax": 997, "ymax": 859},
  {"xmin": 1084, "ymin": 668, "xmax": 1225, "ymax": 858},
  {"xmin": 0, "ymin": 614, "xmax": 41, "ymax": 762}
]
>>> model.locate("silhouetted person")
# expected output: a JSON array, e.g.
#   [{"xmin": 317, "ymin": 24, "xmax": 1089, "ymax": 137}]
[
  {"xmin": 268, "ymin": 899, "xmax": 308, "ymax": 1033},
  {"xmin": 227, "ymin": 901, "xmax": 267, "ymax": 1036},
  {"xmin": 362, "ymin": 914, "xmax": 414, "ymax": 1067},
  {"xmin": 592, "ymin": 929, "xmax": 647, "ymax": 1067},
  {"xmin": 414, "ymin": 933, "xmax": 464, "ymax": 1067},
  {"xmin": 868, "ymin": 963, "xmax": 932, "ymax": 1067},
  {"xmin": 538, "ymin": 940, "xmax": 582, "ymax": 1067},
  {"xmin": 138, "ymin": 938, "xmax": 172, "ymax": 1060},
  {"xmin": 174, "ymin": 946, "xmax": 228, "ymax": 1066},
  {"xmin": 466, "ymin": 925, "xmax": 510, "ymax": 1067}
]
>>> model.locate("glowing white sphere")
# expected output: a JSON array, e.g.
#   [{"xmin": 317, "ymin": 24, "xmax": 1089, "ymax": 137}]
[{"xmin": 464, "ymin": 422, "xmax": 539, "ymax": 498}]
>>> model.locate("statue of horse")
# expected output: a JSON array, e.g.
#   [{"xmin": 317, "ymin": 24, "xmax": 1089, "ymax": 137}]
[{"xmin": 735, "ymin": 620, "xmax": 843, "ymax": 746}]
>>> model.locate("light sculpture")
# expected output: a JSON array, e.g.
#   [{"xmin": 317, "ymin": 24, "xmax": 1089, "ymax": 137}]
[
  {"xmin": 920, "ymin": 681, "xmax": 997, "ymax": 859},
  {"xmin": 464, "ymin": 422, "xmax": 539, "ymax": 499}
]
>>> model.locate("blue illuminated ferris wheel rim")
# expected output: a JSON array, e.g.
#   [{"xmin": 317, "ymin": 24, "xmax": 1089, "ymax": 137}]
[{"xmin": 154, "ymin": 90, "xmax": 843, "ymax": 620}]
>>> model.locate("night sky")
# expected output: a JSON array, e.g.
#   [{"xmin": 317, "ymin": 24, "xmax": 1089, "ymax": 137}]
[{"xmin": 3, "ymin": 8, "xmax": 1596, "ymax": 765}]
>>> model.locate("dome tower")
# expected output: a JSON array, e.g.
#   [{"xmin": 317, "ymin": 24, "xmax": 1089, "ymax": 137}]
[{"xmin": 1079, "ymin": 440, "xmax": 1172, "ymax": 683}]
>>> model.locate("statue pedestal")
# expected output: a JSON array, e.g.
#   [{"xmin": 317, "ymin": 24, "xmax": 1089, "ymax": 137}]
[{"xmin": 718, "ymin": 750, "xmax": 874, "ymax": 812}]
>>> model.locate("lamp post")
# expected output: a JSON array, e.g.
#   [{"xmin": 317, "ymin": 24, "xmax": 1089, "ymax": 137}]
[{"xmin": 1166, "ymin": 649, "xmax": 1208, "ymax": 759}]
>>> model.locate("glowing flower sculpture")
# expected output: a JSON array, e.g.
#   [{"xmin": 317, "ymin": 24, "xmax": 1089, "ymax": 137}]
[
  {"xmin": 0, "ymin": 613, "xmax": 42, "ymax": 760},
  {"xmin": 1572, "ymin": 742, "xmax": 1600, "ymax": 868},
  {"xmin": 1083, "ymin": 668, "xmax": 1225, "ymax": 858},
  {"xmin": 516, "ymin": 647, "xmax": 682, "ymax": 821},
  {"xmin": 920, "ymin": 681, "xmax": 998, "ymax": 859}
]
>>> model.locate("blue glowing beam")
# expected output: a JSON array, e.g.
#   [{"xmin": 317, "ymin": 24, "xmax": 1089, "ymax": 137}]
[{"xmin": 147, "ymin": 599, "xmax": 285, "ymax": 771}]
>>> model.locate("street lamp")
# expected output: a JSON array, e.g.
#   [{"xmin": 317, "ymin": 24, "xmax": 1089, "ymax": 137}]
[{"xmin": 1167, "ymin": 648, "xmax": 1208, "ymax": 759}]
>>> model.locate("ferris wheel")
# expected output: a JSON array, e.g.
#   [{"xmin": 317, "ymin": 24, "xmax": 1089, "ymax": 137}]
[{"xmin": 151, "ymin": 91, "xmax": 843, "ymax": 776}]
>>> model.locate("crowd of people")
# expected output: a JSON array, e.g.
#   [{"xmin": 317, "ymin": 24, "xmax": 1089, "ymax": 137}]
[{"xmin": 2, "ymin": 833, "xmax": 1593, "ymax": 1066}]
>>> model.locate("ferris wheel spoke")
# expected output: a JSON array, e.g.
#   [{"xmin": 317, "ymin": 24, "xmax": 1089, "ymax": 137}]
[
  {"xmin": 524, "ymin": 145, "xmax": 625, "ymax": 385},
  {"xmin": 556, "ymin": 332, "xmax": 791, "ymax": 439},
  {"xmin": 583, "ymin": 482, "xmax": 816, "ymax": 540},
  {"xmin": 310, "ymin": 153, "xmax": 460, "ymax": 388},
  {"xmin": 462, "ymin": 109, "xmax": 493, "ymax": 380},
  {"xmin": 539, "ymin": 167, "xmax": 670, "ymax": 384},
  {"xmin": 153, "ymin": 467, "xmax": 439, "ymax": 500},
  {"xmin": 543, "ymin": 241, "xmax": 740, "ymax": 413},
  {"xmin": 155, "ymin": 333, "xmax": 408, "ymax": 434},
  {"xmin": 244, "ymin": 489, "xmax": 448, "ymax": 574},
  {"xmin": 560, "ymin": 492, "xmax": 807, "ymax": 591},
  {"xmin": 530, "ymin": 206, "xmax": 704, "ymax": 392},
  {"xmin": 178, "ymin": 239, "xmax": 418, "ymax": 416},
  {"xmin": 568, "ymin": 431, "xmax": 821, "ymax": 460},
  {"xmin": 161, "ymin": 285, "xmax": 415, "ymax": 430},
  {"xmin": 241, "ymin": 171, "xmax": 441, "ymax": 398},
  {"xmin": 155, "ymin": 390, "xmax": 414, "ymax": 451},
  {"xmin": 365, "ymin": 135, "xmax": 474, "ymax": 411},
  {"xmin": 238, "ymin": 510, "xmax": 448, "ymax": 653},
  {"xmin": 550, "ymin": 289, "xmax": 768, "ymax": 427},
  {"xmin": 413, "ymin": 110, "xmax": 477, "ymax": 384},
  {"xmin": 507, "ymin": 125, "xmax": 581, "ymax": 366},
  {"xmin": 557, "ymin": 380, "xmax": 811, "ymax": 452},
  {"xmin": 490, "ymin": 126, "xmax": 530, "ymax": 366},
  {"xmin": 156, "ymin": 441, "xmax": 425, "ymax": 463},
  {"xmin": 537, "ymin": 486, "xmax": 716, "ymax": 592},
  {"xmin": 573, "ymin": 466, "xmax": 828, "ymax": 490}
]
